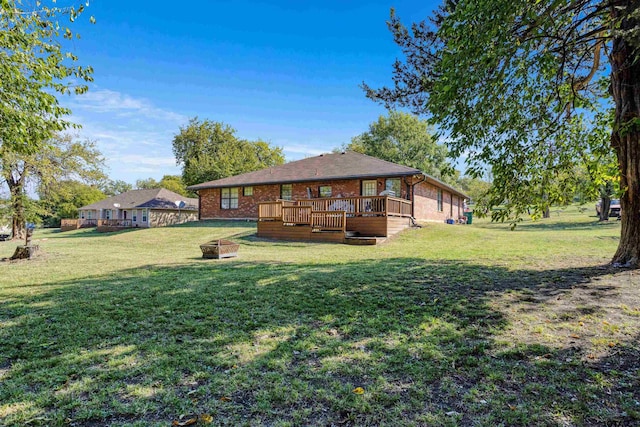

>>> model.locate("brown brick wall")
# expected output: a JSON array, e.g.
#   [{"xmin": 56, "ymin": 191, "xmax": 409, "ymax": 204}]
[
  {"xmin": 198, "ymin": 177, "xmax": 411, "ymax": 219},
  {"xmin": 413, "ymin": 181, "xmax": 464, "ymax": 222},
  {"xmin": 198, "ymin": 177, "xmax": 466, "ymax": 222}
]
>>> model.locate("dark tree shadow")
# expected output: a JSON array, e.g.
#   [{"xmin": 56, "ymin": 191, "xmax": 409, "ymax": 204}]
[{"xmin": 0, "ymin": 259, "xmax": 637, "ymax": 426}]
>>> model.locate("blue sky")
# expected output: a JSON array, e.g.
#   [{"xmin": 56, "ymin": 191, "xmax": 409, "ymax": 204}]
[{"xmin": 60, "ymin": 1, "xmax": 441, "ymax": 184}]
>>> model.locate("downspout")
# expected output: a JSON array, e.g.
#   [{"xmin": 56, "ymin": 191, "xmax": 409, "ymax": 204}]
[
  {"xmin": 198, "ymin": 191, "xmax": 202, "ymax": 221},
  {"xmin": 405, "ymin": 174, "xmax": 426, "ymax": 218}
]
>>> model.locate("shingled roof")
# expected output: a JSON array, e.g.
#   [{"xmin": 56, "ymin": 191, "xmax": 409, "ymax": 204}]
[
  {"xmin": 79, "ymin": 188, "xmax": 198, "ymax": 211},
  {"xmin": 187, "ymin": 151, "xmax": 423, "ymax": 191}
]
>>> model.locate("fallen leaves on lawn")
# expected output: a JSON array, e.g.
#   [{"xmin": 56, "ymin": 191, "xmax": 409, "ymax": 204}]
[
  {"xmin": 352, "ymin": 387, "xmax": 365, "ymax": 394},
  {"xmin": 171, "ymin": 413, "xmax": 213, "ymax": 425},
  {"xmin": 220, "ymin": 396, "xmax": 232, "ymax": 402},
  {"xmin": 172, "ymin": 418, "xmax": 197, "ymax": 426}
]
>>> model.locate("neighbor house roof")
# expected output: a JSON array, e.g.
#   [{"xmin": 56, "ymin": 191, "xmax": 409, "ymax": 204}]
[
  {"xmin": 78, "ymin": 188, "xmax": 198, "ymax": 211},
  {"xmin": 187, "ymin": 151, "xmax": 468, "ymax": 199},
  {"xmin": 188, "ymin": 151, "xmax": 422, "ymax": 190}
]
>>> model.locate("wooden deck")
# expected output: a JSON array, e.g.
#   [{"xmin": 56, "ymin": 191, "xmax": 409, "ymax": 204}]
[
  {"xmin": 60, "ymin": 218, "xmax": 98, "ymax": 232},
  {"xmin": 257, "ymin": 196, "xmax": 413, "ymax": 244},
  {"xmin": 60, "ymin": 218, "xmax": 134, "ymax": 233}
]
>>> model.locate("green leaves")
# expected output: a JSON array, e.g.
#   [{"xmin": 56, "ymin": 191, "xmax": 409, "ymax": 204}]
[
  {"xmin": 173, "ymin": 118, "xmax": 285, "ymax": 186},
  {"xmin": 0, "ymin": 0, "xmax": 94, "ymax": 154},
  {"xmin": 345, "ymin": 111, "xmax": 449, "ymax": 178},
  {"xmin": 3, "ymin": 133, "xmax": 106, "ymax": 233},
  {"xmin": 366, "ymin": 0, "xmax": 618, "ymax": 224}
]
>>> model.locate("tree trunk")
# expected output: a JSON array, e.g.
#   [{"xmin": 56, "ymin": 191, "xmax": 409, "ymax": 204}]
[
  {"xmin": 610, "ymin": 2, "xmax": 640, "ymax": 266},
  {"xmin": 10, "ymin": 245, "xmax": 39, "ymax": 260},
  {"xmin": 599, "ymin": 195, "xmax": 611, "ymax": 222},
  {"xmin": 10, "ymin": 184, "xmax": 25, "ymax": 240}
]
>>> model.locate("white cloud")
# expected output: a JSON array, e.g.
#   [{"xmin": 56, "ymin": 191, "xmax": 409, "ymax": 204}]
[
  {"xmin": 60, "ymin": 87, "xmax": 187, "ymax": 183},
  {"xmin": 278, "ymin": 142, "xmax": 331, "ymax": 161},
  {"xmin": 112, "ymin": 154, "xmax": 177, "ymax": 167},
  {"xmin": 70, "ymin": 89, "xmax": 187, "ymax": 124}
]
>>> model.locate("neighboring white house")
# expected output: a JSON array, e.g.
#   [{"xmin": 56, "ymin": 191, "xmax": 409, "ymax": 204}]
[{"xmin": 77, "ymin": 188, "xmax": 198, "ymax": 229}]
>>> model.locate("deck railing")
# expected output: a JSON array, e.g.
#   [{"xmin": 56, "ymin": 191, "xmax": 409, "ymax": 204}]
[
  {"xmin": 61, "ymin": 219, "xmax": 99, "ymax": 229},
  {"xmin": 281, "ymin": 196, "xmax": 411, "ymax": 217},
  {"xmin": 258, "ymin": 201, "xmax": 283, "ymax": 219},
  {"xmin": 257, "ymin": 195, "xmax": 411, "ymax": 232},
  {"xmin": 311, "ymin": 211, "xmax": 346, "ymax": 232},
  {"xmin": 61, "ymin": 219, "xmax": 79, "ymax": 228},
  {"xmin": 97, "ymin": 219, "xmax": 133, "ymax": 227},
  {"xmin": 387, "ymin": 197, "xmax": 413, "ymax": 217},
  {"xmin": 282, "ymin": 206, "xmax": 312, "ymax": 224}
]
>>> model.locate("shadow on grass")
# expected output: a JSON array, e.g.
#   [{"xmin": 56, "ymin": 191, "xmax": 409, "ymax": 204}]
[
  {"xmin": 169, "ymin": 220, "xmax": 257, "ymax": 229},
  {"xmin": 46, "ymin": 227, "xmax": 141, "ymax": 239},
  {"xmin": 0, "ymin": 259, "xmax": 638, "ymax": 426},
  {"xmin": 44, "ymin": 221, "xmax": 258, "ymax": 240},
  {"xmin": 513, "ymin": 220, "xmax": 621, "ymax": 232}
]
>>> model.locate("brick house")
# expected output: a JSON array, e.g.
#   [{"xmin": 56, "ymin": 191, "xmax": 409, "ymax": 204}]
[{"xmin": 188, "ymin": 151, "xmax": 468, "ymax": 224}]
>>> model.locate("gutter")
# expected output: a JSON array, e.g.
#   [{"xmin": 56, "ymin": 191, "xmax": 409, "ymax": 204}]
[{"xmin": 186, "ymin": 171, "xmax": 421, "ymax": 191}]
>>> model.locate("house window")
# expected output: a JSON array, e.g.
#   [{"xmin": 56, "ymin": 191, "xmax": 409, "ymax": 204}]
[
  {"xmin": 80, "ymin": 211, "xmax": 85, "ymax": 219},
  {"xmin": 244, "ymin": 186, "xmax": 253, "ymax": 196},
  {"xmin": 105, "ymin": 210, "xmax": 110, "ymax": 220},
  {"xmin": 133, "ymin": 210, "xmax": 137, "ymax": 222},
  {"xmin": 319, "ymin": 186, "xmax": 332, "ymax": 198},
  {"xmin": 362, "ymin": 180, "xmax": 377, "ymax": 196},
  {"xmin": 385, "ymin": 178, "xmax": 401, "ymax": 197},
  {"xmin": 221, "ymin": 187, "xmax": 239, "ymax": 209},
  {"xmin": 142, "ymin": 210, "xmax": 147, "ymax": 222},
  {"xmin": 87, "ymin": 210, "xmax": 93, "ymax": 220},
  {"xmin": 281, "ymin": 184, "xmax": 293, "ymax": 200},
  {"xmin": 437, "ymin": 189, "xmax": 443, "ymax": 212}
]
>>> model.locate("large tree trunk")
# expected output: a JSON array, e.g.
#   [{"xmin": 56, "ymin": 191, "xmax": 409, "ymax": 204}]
[
  {"xmin": 610, "ymin": 2, "xmax": 640, "ymax": 266},
  {"xmin": 9, "ymin": 183, "xmax": 25, "ymax": 240},
  {"xmin": 599, "ymin": 194, "xmax": 611, "ymax": 222}
]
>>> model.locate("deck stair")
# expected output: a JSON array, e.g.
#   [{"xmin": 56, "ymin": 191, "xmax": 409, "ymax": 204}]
[{"xmin": 344, "ymin": 236, "xmax": 381, "ymax": 245}]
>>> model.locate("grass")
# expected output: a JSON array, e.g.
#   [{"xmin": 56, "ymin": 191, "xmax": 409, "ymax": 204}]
[{"xmin": 0, "ymin": 206, "xmax": 638, "ymax": 426}]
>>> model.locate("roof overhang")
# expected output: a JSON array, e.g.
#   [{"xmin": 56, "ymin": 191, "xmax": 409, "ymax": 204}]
[{"xmin": 187, "ymin": 171, "xmax": 420, "ymax": 191}]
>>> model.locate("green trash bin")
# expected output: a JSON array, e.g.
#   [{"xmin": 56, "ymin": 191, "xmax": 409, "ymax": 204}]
[{"xmin": 463, "ymin": 211, "xmax": 473, "ymax": 225}]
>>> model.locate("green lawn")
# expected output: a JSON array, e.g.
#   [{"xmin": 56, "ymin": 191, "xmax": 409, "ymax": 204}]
[{"xmin": 1, "ymin": 207, "xmax": 638, "ymax": 426}]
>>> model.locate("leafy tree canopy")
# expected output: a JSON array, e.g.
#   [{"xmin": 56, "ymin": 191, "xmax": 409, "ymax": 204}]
[
  {"xmin": 157, "ymin": 175, "xmax": 192, "ymax": 197},
  {"xmin": 365, "ymin": 1, "xmax": 640, "ymax": 265},
  {"xmin": 39, "ymin": 180, "xmax": 105, "ymax": 227},
  {"xmin": 135, "ymin": 177, "xmax": 159, "ymax": 190},
  {"xmin": 100, "ymin": 179, "xmax": 133, "ymax": 196},
  {"xmin": 1, "ymin": 133, "xmax": 105, "ymax": 237},
  {"xmin": 135, "ymin": 175, "xmax": 193, "ymax": 197},
  {"xmin": 173, "ymin": 118, "xmax": 285, "ymax": 187},
  {"xmin": 456, "ymin": 176, "xmax": 492, "ymax": 206},
  {"xmin": 344, "ymin": 111, "xmax": 449, "ymax": 178},
  {"xmin": 1, "ymin": 0, "xmax": 94, "ymax": 154}
]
